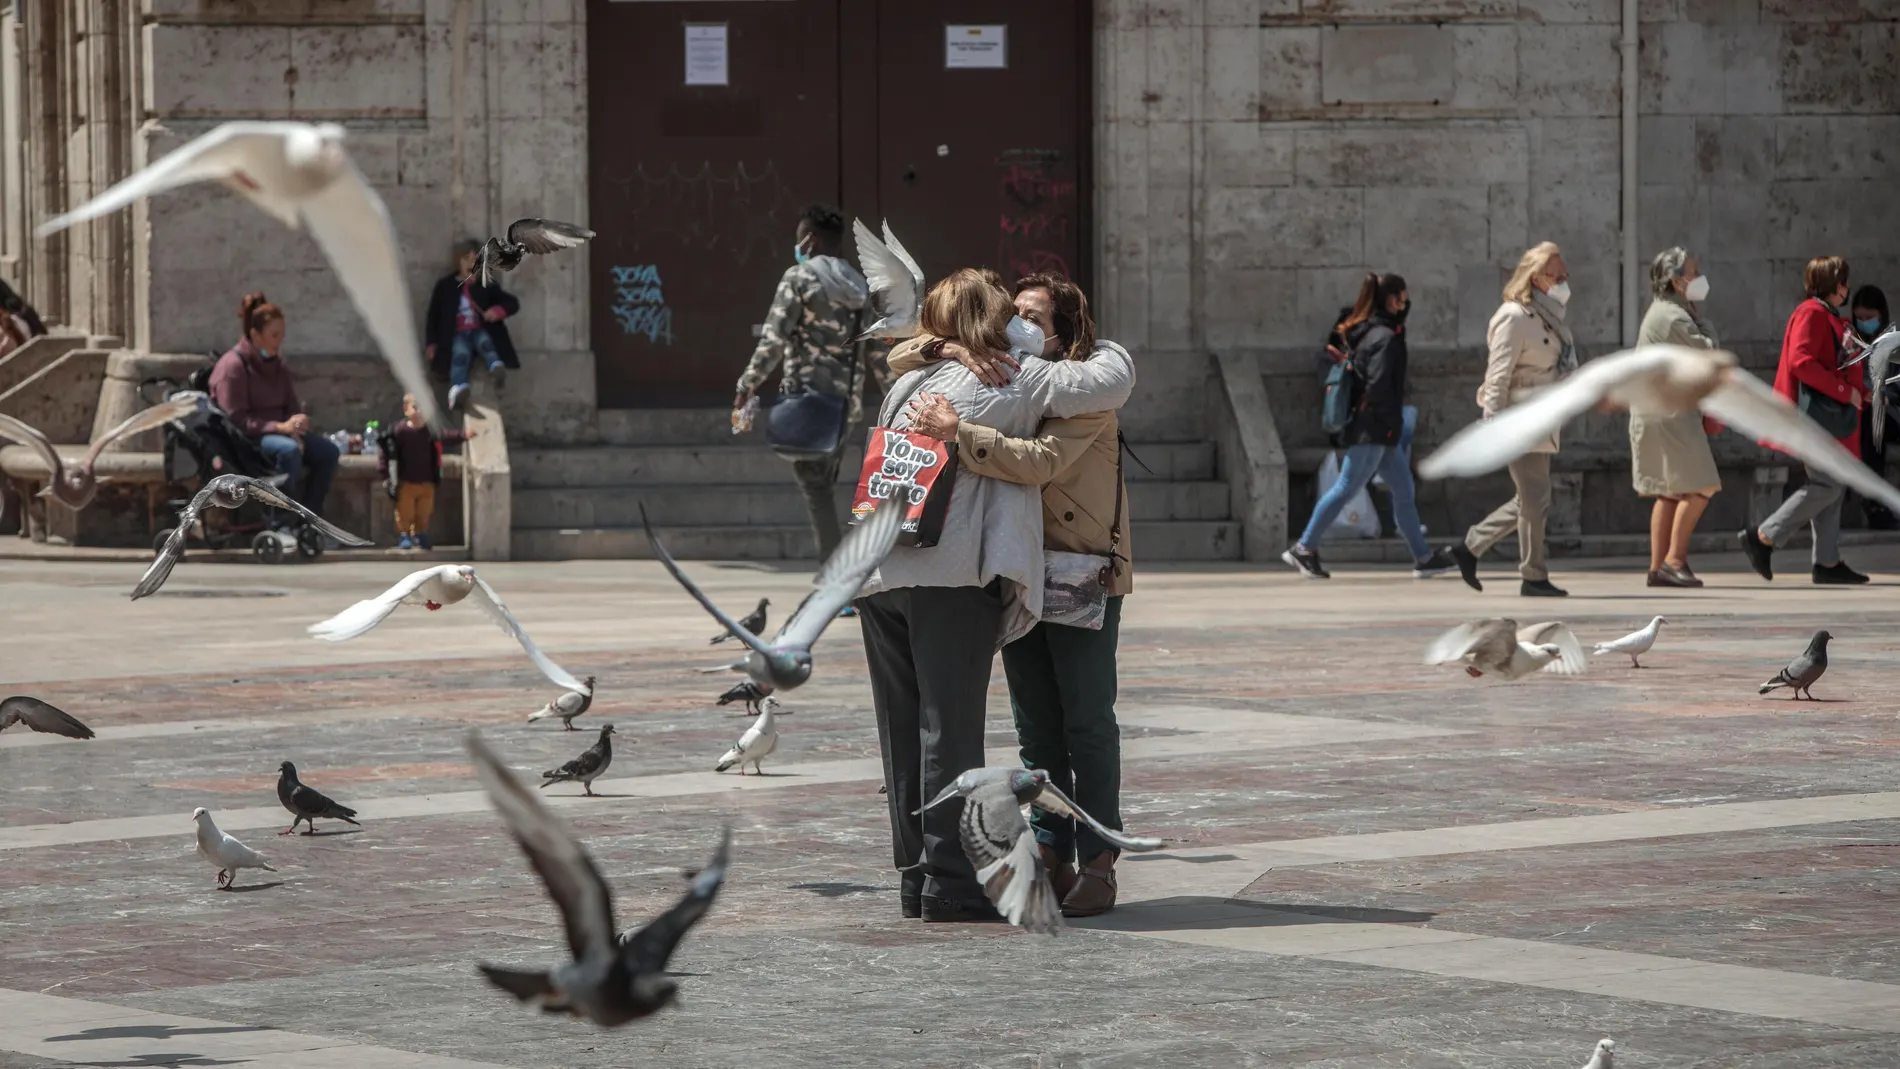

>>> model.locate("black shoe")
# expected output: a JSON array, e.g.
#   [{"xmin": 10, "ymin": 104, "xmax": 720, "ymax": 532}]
[
  {"xmin": 920, "ymin": 895, "xmax": 1004, "ymax": 923},
  {"xmin": 1738, "ymin": 527, "xmax": 1774, "ymax": 581},
  {"xmin": 1448, "ymin": 544, "xmax": 1482, "ymax": 591},
  {"xmin": 900, "ymin": 869, "xmax": 924, "ymax": 919},
  {"xmin": 1520, "ymin": 579, "xmax": 1569, "ymax": 597},
  {"xmin": 1411, "ymin": 549, "xmax": 1456, "ymax": 579},
  {"xmin": 1813, "ymin": 562, "xmax": 1870, "ymax": 585},
  {"xmin": 1281, "ymin": 544, "xmax": 1329, "ymax": 579},
  {"xmin": 488, "ymin": 362, "xmax": 507, "ymax": 389}
]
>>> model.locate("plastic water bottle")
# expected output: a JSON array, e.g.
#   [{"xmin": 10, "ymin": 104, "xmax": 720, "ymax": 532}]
[
  {"xmin": 329, "ymin": 429, "xmax": 350, "ymax": 453},
  {"xmin": 363, "ymin": 420, "xmax": 381, "ymax": 455}
]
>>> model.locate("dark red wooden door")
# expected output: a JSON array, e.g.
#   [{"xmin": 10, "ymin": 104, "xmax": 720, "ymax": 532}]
[{"xmin": 587, "ymin": 0, "xmax": 842, "ymax": 408}]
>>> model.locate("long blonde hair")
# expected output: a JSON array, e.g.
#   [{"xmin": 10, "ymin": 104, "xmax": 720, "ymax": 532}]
[
  {"xmin": 1502, "ymin": 241, "xmax": 1563, "ymax": 306},
  {"xmin": 920, "ymin": 268, "xmax": 1012, "ymax": 354}
]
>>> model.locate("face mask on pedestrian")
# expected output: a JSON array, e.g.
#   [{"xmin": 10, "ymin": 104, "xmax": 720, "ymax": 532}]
[
  {"xmin": 1547, "ymin": 280, "xmax": 1572, "ymax": 306},
  {"xmin": 1859, "ymin": 317, "xmax": 1883, "ymax": 336},
  {"xmin": 793, "ymin": 234, "xmax": 813, "ymax": 265},
  {"xmin": 1392, "ymin": 301, "xmax": 1411, "ymax": 324},
  {"xmin": 1684, "ymin": 275, "xmax": 1710, "ymax": 302}
]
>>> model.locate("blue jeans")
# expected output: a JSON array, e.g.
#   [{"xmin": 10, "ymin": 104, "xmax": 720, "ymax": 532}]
[
  {"xmin": 257, "ymin": 432, "xmax": 340, "ymax": 517},
  {"xmin": 449, "ymin": 328, "xmax": 501, "ymax": 387},
  {"xmin": 1300, "ymin": 441, "xmax": 1430, "ymax": 559}
]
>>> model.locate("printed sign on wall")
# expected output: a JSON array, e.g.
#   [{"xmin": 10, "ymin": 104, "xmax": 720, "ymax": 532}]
[
  {"xmin": 685, "ymin": 23, "xmax": 729, "ymax": 86},
  {"xmin": 945, "ymin": 24, "xmax": 1006, "ymax": 69}
]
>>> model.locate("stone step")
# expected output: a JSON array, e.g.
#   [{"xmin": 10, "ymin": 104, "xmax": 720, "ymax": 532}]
[
  {"xmin": 511, "ymin": 519, "xmax": 1243, "ymax": 561},
  {"xmin": 512, "ymin": 480, "xmax": 1231, "ymax": 529}
]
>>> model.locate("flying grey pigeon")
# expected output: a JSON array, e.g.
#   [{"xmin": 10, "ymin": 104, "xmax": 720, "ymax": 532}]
[
  {"xmin": 715, "ymin": 680, "xmax": 774, "ymax": 717},
  {"xmin": 1582, "ymin": 1038, "xmax": 1615, "ymax": 1069},
  {"xmin": 132, "ymin": 474, "xmax": 371, "ymax": 599},
  {"xmin": 1845, "ymin": 325, "xmax": 1900, "ymax": 449},
  {"xmin": 946, "ymin": 774, "xmax": 1064, "ymax": 935},
  {"xmin": 35, "ymin": 122, "xmax": 442, "ymax": 427},
  {"xmin": 0, "ymin": 396, "xmax": 204, "ymax": 511},
  {"xmin": 643, "ymin": 488, "xmax": 910, "ymax": 692},
  {"xmin": 1424, "ymin": 618, "xmax": 1586, "ymax": 680},
  {"xmin": 0, "ymin": 696, "xmax": 94, "ymax": 739},
  {"xmin": 1759, "ymin": 629, "xmax": 1831, "ymax": 699},
  {"xmin": 852, "ymin": 218, "xmax": 924, "ymax": 339},
  {"xmin": 465, "ymin": 730, "xmax": 729, "ymax": 1027},
  {"xmin": 919, "ymin": 767, "xmax": 1166, "ymax": 856},
  {"xmin": 276, "ymin": 761, "xmax": 361, "ymax": 836},
  {"xmin": 476, "ymin": 218, "xmax": 595, "ymax": 287},
  {"xmin": 542, "ymin": 724, "xmax": 618, "ymax": 796},
  {"xmin": 711, "ymin": 599, "xmax": 769, "ymax": 645},
  {"xmin": 529, "ymin": 676, "xmax": 596, "ymax": 731},
  {"xmin": 1592, "ymin": 615, "xmax": 1666, "ymax": 668},
  {"xmin": 714, "ymin": 700, "xmax": 784, "ymax": 776},
  {"xmin": 193, "ymin": 807, "xmax": 277, "ymax": 890}
]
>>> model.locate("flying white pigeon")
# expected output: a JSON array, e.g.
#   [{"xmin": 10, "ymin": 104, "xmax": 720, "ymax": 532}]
[
  {"xmin": 852, "ymin": 217, "xmax": 924, "ymax": 339},
  {"xmin": 1424, "ymin": 618, "xmax": 1587, "ymax": 681},
  {"xmin": 714, "ymin": 698, "xmax": 783, "ymax": 775},
  {"xmin": 1593, "ymin": 616, "xmax": 1666, "ymax": 667},
  {"xmin": 1417, "ymin": 344, "xmax": 1900, "ymax": 518},
  {"xmin": 1844, "ymin": 325, "xmax": 1900, "ymax": 450},
  {"xmin": 35, "ymin": 122, "xmax": 441, "ymax": 427},
  {"xmin": 192, "ymin": 807, "xmax": 277, "ymax": 890},
  {"xmin": 307, "ymin": 565, "xmax": 586, "ymax": 693},
  {"xmin": 1582, "ymin": 1037, "xmax": 1615, "ymax": 1069}
]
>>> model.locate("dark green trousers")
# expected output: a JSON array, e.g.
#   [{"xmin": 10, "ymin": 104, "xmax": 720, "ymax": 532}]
[{"xmin": 1000, "ymin": 595, "xmax": 1124, "ymax": 863}]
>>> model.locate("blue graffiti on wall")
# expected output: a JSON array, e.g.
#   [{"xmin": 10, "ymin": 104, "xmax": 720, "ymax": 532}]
[{"xmin": 610, "ymin": 264, "xmax": 674, "ymax": 344}]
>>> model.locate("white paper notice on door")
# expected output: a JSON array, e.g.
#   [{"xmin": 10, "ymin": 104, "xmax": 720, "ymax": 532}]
[
  {"xmin": 945, "ymin": 24, "xmax": 1006, "ymax": 69},
  {"xmin": 684, "ymin": 23, "xmax": 729, "ymax": 86}
]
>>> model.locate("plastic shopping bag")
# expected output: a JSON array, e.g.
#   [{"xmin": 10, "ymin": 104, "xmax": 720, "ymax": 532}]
[{"xmin": 1318, "ymin": 451, "xmax": 1380, "ymax": 540}]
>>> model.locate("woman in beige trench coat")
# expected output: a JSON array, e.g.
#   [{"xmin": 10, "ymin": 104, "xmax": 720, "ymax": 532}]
[{"xmin": 1632, "ymin": 247, "xmax": 1722, "ymax": 588}]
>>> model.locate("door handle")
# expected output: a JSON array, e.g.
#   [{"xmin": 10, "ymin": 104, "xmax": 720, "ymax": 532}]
[{"xmin": 902, "ymin": 165, "xmax": 917, "ymax": 184}]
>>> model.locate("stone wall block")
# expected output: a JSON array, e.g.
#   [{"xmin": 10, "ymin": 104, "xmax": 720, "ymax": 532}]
[
  {"xmin": 1204, "ymin": 19, "xmax": 1261, "ymax": 121},
  {"xmin": 1259, "ymin": 29, "xmax": 1322, "ymax": 114},
  {"xmin": 1488, "ymin": 182, "xmax": 1530, "ymax": 262},
  {"xmin": 1517, "ymin": 25, "xmax": 1621, "ymax": 117},
  {"xmin": 1203, "ymin": 268, "xmax": 1299, "ymax": 349},
  {"xmin": 1205, "ymin": 123, "xmax": 1295, "ymax": 188},
  {"xmin": 148, "ymin": 25, "xmax": 292, "ymax": 118},
  {"xmin": 1206, "ymin": 188, "xmax": 1363, "ymax": 270},
  {"xmin": 287, "ymin": 25, "xmax": 427, "ymax": 118},
  {"xmin": 1295, "ymin": 123, "xmax": 1528, "ymax": 187}
]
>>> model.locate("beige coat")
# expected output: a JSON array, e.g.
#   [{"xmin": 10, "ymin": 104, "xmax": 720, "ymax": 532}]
[
  {"xmin": 1478, "ymin": 302, "xmax": 1566, "ymax": 453},
  {"xmin": 1629, "ymin": 296, "xmax": 1721, "ymax": 497},
  {"xmin": 888, "ymin": 339, "xmax": 1133, "ymax": 597}
]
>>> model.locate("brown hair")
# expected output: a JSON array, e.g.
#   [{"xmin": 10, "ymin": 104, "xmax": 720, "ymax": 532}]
[
  {"xmin": 1804, "ymin": 256, "xmax": 1849, "ymax": 300},
  {"xmin": 451, "ymin": 238, "xmax": 483, "ymax": 273},
  {"xmin": 920, "ymin": 268, "xmax": 1012, "ymax": 354},
  {"xmin": 1502, "ymin": 241, "xmax": 1563, "ymax": 306},
  {"xmin": 1013, "ymin": 272, "xmax": 1096, "ymax": 362},
  {"xmin": 1338, "ymin": 272, "xmax": 1409, "ymax": 338},
  {"xmin": 239, "ymin": 292, "xmax": 284, "ymax": 337}
]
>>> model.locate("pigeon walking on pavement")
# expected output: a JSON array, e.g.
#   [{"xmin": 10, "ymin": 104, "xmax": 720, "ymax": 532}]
[
  {"xmin": 35, "ymin": 122, "xmax": 443, "ymax": 426},
  {"xmin": 710, "ymin": 599, "xmax": 769, "ymax": 645},
  {"xmin": 465, "ymin": 730, "xmax": 729, "ymax": 1028},
  {"xmin": 542, "ymin": 724, "xmax": 618, "ymax": 796},
  {"xmin": 276, "ymin": 762, "xmax": 361, "ymax": 836},
  {"xmin": 308, "ymin": 565, "xmax": 587, "ymax": 693},
  {"xmin": 0, "ymin": 696, "xmax": 94, "ymax": 739},
  {"xmin": 715, "ymin": 680, "xmax": 774, "ymax": 717},
  {"xmin": 1592, "ymin": 616, "xmax": 1667, "ymax": 668},
  {"xmin": 132, "ymin": 473, "xmax": 371, "ymax": 599},
  {"xmin": 1582, "ymin": 1038, "xmax": 1615, "ymax": 1069},
  {"xmin": 714, "ymin": 700, "xmax": 784, "ymax": 775},
  {"xmin": 529, "ymin": 676, "xmax": 596, "ymax": 731},
  {"xmin": 643, "ymin": 488, "xmax": 910, "ymax": 693},
  {"xmin": 475, "ymin": 218, "xmax": 595, "ymax": 287},
  {"xmin": 0, "ymin": 396, "xmax": 204, "ymax": 511},
  {"xmin": 1424, "ymin": 619, "xmax": 1587, "ymax": 680},
  {"xmin": 192, "ymin": 807, "xmax": 277, "ymax": 890},
  {"xmin": 1758, "ymin": 629, "xmax": 1831, "ymax": 699}
]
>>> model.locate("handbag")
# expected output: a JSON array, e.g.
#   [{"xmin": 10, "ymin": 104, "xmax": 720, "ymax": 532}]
[
  {"xmin": 1039, "ymin": 436, "xmax": 1126, "ymax": 630},
  {"xmin": 849, "ymin": 361, "xmax": 960, "ymax": 548},
  {"xmin": 765, "ymin": 309, "xmax": 864, "ymax": 460}
]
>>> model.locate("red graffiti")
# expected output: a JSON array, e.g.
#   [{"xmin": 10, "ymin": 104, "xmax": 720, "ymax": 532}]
[
  {"xmin": 1001, "ymin": 249, "xmax": 1072, "ymax": 280},
  {"xmin": 999, "ymin": 213, "xmax": 1073, "ymax": 240},
  {"xmin": 998, "ymin": 164, "xmax": 1077, "ymax": 207},
  {"xmin": 995, "ymin": 156, "xmax": 1077, "ymax": 283}
]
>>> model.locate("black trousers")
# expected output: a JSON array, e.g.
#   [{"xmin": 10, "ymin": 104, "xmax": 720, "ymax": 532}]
[
  {"xmin": 1000, "ymin": 595, "xmax": 1124, "ymax": 863},
  {"xmin": 859, "ymin": 581, "xmax": 1003, "ymax": 901}
]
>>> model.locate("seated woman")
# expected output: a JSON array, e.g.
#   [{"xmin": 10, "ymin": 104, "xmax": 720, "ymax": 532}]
[
  {"xmin": 896, "ymin": 272, "xmax": 1133, "ymax": 918},
  {"xmin": 208, "ymin": 294, "xmax": 340, "ymax": 518}
]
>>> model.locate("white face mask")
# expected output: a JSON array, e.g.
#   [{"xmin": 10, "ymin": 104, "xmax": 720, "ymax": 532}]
[
  {"xmin": 1547, "ymin": 280, "xmax": 1572, "ymax": 306},
  {"xmin": 1684, "ymin": 275, "xmax": 1710, "ymax": 302},
  {"xmin": 1004, "ymin": 316, "xmax": 1046, "ymax": 363}
]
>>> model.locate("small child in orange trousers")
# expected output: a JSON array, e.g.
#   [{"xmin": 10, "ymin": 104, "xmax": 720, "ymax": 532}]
[{"xmin": 377, "ymin": 394, "xmax": 476, "ymax": 549}]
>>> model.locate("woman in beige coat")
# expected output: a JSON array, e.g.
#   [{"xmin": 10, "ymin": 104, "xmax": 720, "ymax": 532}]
[
  {"xmin": 1633, "ymin": 247, "xmax": 1722, "ymax": 587},
  {"xmin": 896, "ymin": 273, "xmax": 1133, "ymax": 920},
  {"xmin": 1448, "ymin": 241, "xmax": 1574, "ymax": 597}
]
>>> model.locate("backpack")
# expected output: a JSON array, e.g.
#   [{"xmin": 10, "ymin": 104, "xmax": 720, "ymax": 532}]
[{"xmin": 1320, "ymin": 359, "xmax": 1355, "ymax": 435}]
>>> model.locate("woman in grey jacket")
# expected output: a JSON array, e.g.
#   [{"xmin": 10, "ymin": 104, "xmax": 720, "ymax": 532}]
[{"xmin": 860, "ymin": 268, "xmax": 1134, "ymax": 923}]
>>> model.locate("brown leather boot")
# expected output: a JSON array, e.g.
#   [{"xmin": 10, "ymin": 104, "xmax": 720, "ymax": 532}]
[
  {"xmin": 1039, "ymin": 844, "xmax": 1077, "ymax": 901},
  {"xmin": 1061, "ymin": 851, "xmax": 1118, "ymax": 918}
]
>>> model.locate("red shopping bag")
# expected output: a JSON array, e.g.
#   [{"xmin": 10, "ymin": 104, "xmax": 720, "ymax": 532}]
[{"xmin": 851, "ymin": 427, "xmax": 959, "ymax": 548}]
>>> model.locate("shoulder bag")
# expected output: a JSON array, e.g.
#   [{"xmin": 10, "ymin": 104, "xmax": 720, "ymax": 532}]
[
  {"xmin": 1798, "ymin": 304, "xmax": 1859, "ymax": 439},
  {"xmin": 766, "ymin": 309, "xmax": 864, "ymax": 460},
  {"xmin": 849, "ymin": 360, "xmax": 960, "ymax": 548}
]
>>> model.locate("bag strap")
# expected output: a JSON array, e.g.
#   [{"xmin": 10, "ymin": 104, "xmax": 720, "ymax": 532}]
[{"xmin": 1110, "ymin": 431, "xmax": 1129, "ymax": 558}]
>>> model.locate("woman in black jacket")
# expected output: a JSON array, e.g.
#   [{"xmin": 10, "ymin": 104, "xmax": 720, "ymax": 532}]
[
  {"xmin": 1283, "ymin": 272, "xmax": 1453, "ymax": 580},
  {"xmin": 425, "ymin": 239, "xmax": 521, "ymax": 411}
]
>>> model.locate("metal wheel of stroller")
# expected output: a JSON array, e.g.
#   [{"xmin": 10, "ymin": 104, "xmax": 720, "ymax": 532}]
[
  {"xmin": 152, "ymin": 528, "xmax": 177, "ymax": 557},
  {"xmin": 252, "ymin": 531, "xmax": 284, "ymax": 563},
  {"xmin": 296, "ymin": 526, "xmax": 325, "ymax": 559}
]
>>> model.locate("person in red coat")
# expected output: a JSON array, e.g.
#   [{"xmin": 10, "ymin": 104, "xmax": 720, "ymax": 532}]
[{"xmin": 1739, "ymin": 256, "xmax": 1870, "ymax": 585}]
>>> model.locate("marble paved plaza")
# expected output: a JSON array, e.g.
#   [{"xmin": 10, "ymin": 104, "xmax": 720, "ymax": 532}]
[{"xmin": 3, "ymin": 548, "xmax": 1900, "ymax": 1068}]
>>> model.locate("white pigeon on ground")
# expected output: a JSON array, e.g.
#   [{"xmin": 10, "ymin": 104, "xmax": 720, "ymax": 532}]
[
  {"xmin": 35, "ymin": 121, "xmax": 441, "ymax": 427},
  {"xmin": 528, "ymin": 676, "xmax": 596, "ymax": 731},
  {"xmin": 192, "ymin": 807, "xmax": 277, "ymax": 890},
  {"xmin": 1582, "ymin": 1037, "xmax": 1615, "ymax": 1069},
  {"xmin": 714, "ymin": 698, "xmax": 783, "ymax": 775},
  {"xmin": 852, "ymin": 217, "xmax": 924, "ymax": 339},
  {"xmin": 1593, "ymin": 616, "xmax": 1666, "ymax": 668},
  {"xmin": 1417, "ymin": 344, "xmax": 1900, "ymax": 517},
  {"xmin": 1424, "ymin": 618, "xmax": 1587, "ymax": 681},
  {"xmin": 307, "ymin": 565, "xmax": 585, "ymax": 692}
]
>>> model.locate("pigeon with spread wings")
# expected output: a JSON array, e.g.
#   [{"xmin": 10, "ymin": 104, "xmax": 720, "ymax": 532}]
[
  {"xmin": 35, "ymin": 122, "xmax": 441, "ymax": 427},
  {"xmin": 1424, "ymin": 618, "xmax": 1587, "ymax": 680},
  {"xmin": 919, "ymin": 766, "xmax": 1166, "ymax": 856},
  {"xmin": 1845, "ymin": 326, "xmax": 1900, "ymax": 451},
  {"xmin": 852, "ymin": 218, "xmax": 925, "ymax": 339},
  {"xmin": 1418, "ymin": 344, "xmax": 1900, "ymax": 517},
  {"xmin": 0, "ymin": 395, "xmax": 204, "ymax": 511},
  {"xmin": 475, "ymin": 218, "xmax": 595, "ymax": 287},
  {"xmin": 642, "ymin": 488, "xmax": 911, "ymax": 692},
  {"xmin": 0, "ymin": 696, "xmax": 94, "ymax": 740},
  {"xmin": 131, "ymin": 474, "xmax": 371, "ymax": 599},
  {"xmin": 466, "ymin": 730, "xmax": 729, "ymax": 1027}
]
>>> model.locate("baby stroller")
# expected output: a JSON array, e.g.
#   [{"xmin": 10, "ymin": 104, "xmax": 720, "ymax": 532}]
[{"xmin": 138, "ymin": 361, "xmax": 329, "ymax": 564}]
